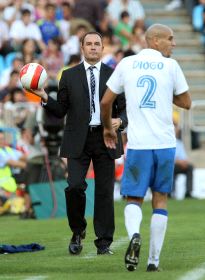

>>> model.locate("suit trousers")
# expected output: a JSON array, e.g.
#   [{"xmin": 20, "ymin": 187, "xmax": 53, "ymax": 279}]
[{"xmin": 64, "ymin": 126, "xmax": 115, "ymax": 248}]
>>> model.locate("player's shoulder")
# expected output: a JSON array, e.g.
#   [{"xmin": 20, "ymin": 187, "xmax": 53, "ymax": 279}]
[
  {"xmin": 117, "ymin": 54, "xmax": 138, "ymax": 68},
  {"xmin": 122, "ymin": 54, "xmax": 138, "ymax": 63},
  {"xmin": 162, "ymin": 56, "xmax": 177, "ymax": 64},
  {"xmin": 164, "ymin": 57, "xmax": 181, "ymax": 69}
]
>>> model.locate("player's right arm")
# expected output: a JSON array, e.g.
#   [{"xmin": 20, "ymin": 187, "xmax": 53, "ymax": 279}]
[
  {"xmin": 101, "ymin": 88, "xmax": 118, "ymax": 149},
  {"xmin": 172, "ymin": 60, "xmax": 191, "ymax": 110}
]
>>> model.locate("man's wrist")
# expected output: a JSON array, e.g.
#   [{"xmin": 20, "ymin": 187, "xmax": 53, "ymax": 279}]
[{"xmin": 41, "ymin": 93, "xmax": 48, "ymax": 103}]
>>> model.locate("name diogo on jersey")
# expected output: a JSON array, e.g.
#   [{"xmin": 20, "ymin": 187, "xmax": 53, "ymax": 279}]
[{"xmin": 133, "ymin": 60, "xmax": 164, "ymax": 70}]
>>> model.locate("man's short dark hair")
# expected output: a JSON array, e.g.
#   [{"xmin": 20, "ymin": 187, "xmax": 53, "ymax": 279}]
[{"xmin": 81, "ymin": 31, "xmax": 103, "ymax": 46}]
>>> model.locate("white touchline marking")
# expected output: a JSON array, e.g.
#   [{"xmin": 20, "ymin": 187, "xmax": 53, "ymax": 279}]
[
  {"xmin": 177, "ymin": 263, "xmax": 205, "ymax": 280},
  {"xmin": 24, "ymin": 276, "xmax": 48, "ymax": 280},
  {"xmin": 0, "ymin": 277, "xmax": 47, "ymax": 280},
  {"xmin": 82, "ymin": 237, "xmax": 128, "ymax": 259}
]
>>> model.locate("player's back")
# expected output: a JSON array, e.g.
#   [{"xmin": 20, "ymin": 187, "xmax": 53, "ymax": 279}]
[{"xmin": 118, "ymin": 49, "xmax": 188, "ymax": 149}]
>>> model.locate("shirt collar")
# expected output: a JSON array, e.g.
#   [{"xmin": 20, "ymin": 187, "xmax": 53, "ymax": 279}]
[
  {"xmin": 84, "ymin": 60, "xmax": 101, "ymax": 71},
  {"xmin": 140, "ymin": 48, "xmax": 163, "ymax": 57}
]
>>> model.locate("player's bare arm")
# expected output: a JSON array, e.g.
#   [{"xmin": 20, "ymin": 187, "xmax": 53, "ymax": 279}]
[
  {"xmin": 173, "ymin": 91, "xmax": 191, "ymax": 109},
  {"xmin": 101, "ymin": 88, "xmax": 118, "ymax": 149}
]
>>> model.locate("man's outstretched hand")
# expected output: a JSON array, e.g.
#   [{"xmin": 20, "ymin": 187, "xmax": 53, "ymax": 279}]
[{"xmin": 24, "ymin": 88, "xmax": 48, "ymax": 102}]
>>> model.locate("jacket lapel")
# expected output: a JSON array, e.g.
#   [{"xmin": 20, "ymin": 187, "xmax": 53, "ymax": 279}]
[
  {"xmin": 99, "ymin": 63, "xmax": 109, "ymax": 100},
  {"xmin": 78, "ymin": 62, "xmax": 89, "ymax": 98}
]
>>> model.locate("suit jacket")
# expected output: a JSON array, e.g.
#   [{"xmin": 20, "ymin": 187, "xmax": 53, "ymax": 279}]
[{"xmin": 44, "ymin": 62, "xmax": 127, "ymax": 159}]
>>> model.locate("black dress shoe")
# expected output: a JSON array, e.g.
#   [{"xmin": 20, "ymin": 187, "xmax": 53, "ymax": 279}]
[
  {"xmin": 68, "ymin": 231, "xmax": 86, "ymax": 255},
  {"xmin": 97, "ymin": 247, "xmax": 114, "ymax": 255}
]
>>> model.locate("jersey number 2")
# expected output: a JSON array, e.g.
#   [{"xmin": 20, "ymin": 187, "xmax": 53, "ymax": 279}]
[{"xmin": 137, "ymin": 75, "xmax": 156, "ymax": 108}]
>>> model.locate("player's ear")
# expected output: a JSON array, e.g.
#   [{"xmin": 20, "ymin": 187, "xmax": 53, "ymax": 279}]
[{"xmin": 153, "ymin": 35, "xmax": 159, "ymax": 45}]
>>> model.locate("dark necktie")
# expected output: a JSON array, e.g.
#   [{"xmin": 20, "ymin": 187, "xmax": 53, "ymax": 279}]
[{"xmin": 89, "ymin": 66, "xmax": 96, "ymax": 114}]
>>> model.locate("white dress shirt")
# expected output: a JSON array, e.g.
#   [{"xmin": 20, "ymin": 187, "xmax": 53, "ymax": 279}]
[
  {"xmin": 84, "ymin": 60, "xmax": 101, "ymax": 126},
  {"xmin": 42, "ymin": 61, "xmax": 102, "ymax": 126}
]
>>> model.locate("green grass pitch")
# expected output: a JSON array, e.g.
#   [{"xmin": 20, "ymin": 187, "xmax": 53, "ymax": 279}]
[{"xmin": 0, "ymin": 198, "xmax": 205, "ymax": 280}]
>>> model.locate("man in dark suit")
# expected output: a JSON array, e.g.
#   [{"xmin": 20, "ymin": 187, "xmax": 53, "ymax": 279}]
[{"xmin": 26, "ymin": 31, "xmax": 127, "ymax": 255}]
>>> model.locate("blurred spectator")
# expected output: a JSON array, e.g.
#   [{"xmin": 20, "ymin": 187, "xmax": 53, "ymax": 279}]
[
  {"xmin": 0, "ymin": 70, "xmax": 21, "ymax": 102},
  {"xmin": 106, "ymin": 0, "xmax": 145, "ymax": 28},
  {"xmin": 113, "ymin": 11, "xmax": 132, "ymax": 50},
  {"xmin": 8, "ymin": 87, "xmax": 26, "ymax": 103},
  {"xmin": 59, "ymin": 0, "xmax": 93, "ymax": 43},
  {"xmin": 72, "ymin": 0, "xmax": 103, "ymax": 30},
  {"xmin": 99, "ymin": 0, "xmax": 110, "ymax": 10},
  {"xmin": 0, "ymin": 194, "xmax": 26, "ymax": 216},
  {"xmin": 192, "ymin": 0, "xmax": 205, "ymax": 45},
  {"xmin": 185, "ymin": 0, "xmax": 198, "ymax": 17},
  {"xmin": 57, "ymin": 54, "xmax": 81, "ymax": 81},
  {"xmin": 101, "ymin": 31, "xmax": 120, "ymax": 67},
  {"xmin": 123, "ymin": 48, "xmax": 136, "ymax": 57},
  {"xmin": 0, "ymin": 56, "xmax": 23, "ymax": 90},
  {"xmin": 59, "ymin": 1, "xmax": 73, "ymax": 43},
  {"xmin": 69, "ymin": 17, "xmax": 93, "ymax": 37},
  {"xmin": 9, "ymin": 8, "xmax": 45, "ymax": 52},
  {"xmin": 3, "ymin": 0, "xmax": 25, "ymax": 27},
  {"xmin": 0, "ymin": 129, "xmax": 27, "ymax": 203},
  {"xmin": 41, "ymin": 38, "xmax": 64, "ymax": 87},
  {"xmin": 17, "ymin": 127, "xmax": 43, "ymax": 161},
  {"xmin": 37, "ymin": 3, "xmax": 63, "ymax": 45},
  {"xmin": 21, "ymin": 38, "xmax": 40, "ymax": 65},
  {"xmin": 3, "ymin": 87, "xmax": 30, "ymax": 129},
  {"xmin": 33, "ymin": 0, "xmax": 47, "ymax": 21},
  {"xmin": 165, "ymin": 0, "xmax": 183, "ymax": 11},
  {"xmin": 102, "ymin": 47, "xmax": 124, "ymax": 69},
  {"xmin": 97, "ymin": 11, "xmax": 113, "ymax": 39},
  {"xmin": 0, "ymin": 19, "xmax": 14, "ymax": 56},
  {"xmin": 0, "ymin": 0, "xmax": 9, "ymax": 11},
  {"xmin": 61, "ymin": 24, "xmax": 88, "ymax": 64},
  {"xmin": 131, "ymin": 21, "xmax": 146, "ymax": 54},
  {"xmin": 172, "ymin": 122, "xmax": 194, "ymax": 199},
  {"xmin": 17, "ymin": 127, "xmax": 44, "ymax": 219}
]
